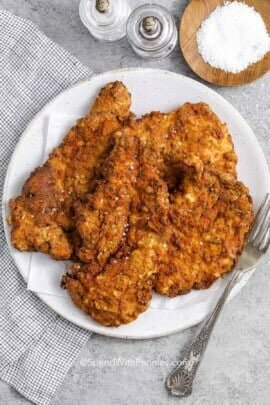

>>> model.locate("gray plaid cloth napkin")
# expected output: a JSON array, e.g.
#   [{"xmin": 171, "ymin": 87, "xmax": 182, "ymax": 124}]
[{"xmin": 0, "ymin": 8, "xmax": 93, "ymax": 405}]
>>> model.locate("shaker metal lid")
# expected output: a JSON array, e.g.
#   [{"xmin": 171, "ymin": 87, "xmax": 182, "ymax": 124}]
[
  {"xmin": 79, "ymin": 0, "xmax": 131, "ymax": 41},
  {"xmin": 126, "ymin": 4, "xmax": 177, "ymax": 52},
  {"xmin": 95, "ymin": 0, "xmax": 110, "ymax": 13},
  {"xmin": 139, "ymin": 16, "xmax": 162, "ymax": 39}
]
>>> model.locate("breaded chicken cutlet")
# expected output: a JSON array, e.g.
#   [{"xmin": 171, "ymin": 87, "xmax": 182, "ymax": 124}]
[
  {"xmin": 154, "ymin": 153, "xmax": 253, "ymax": 297},
  {"xmin": 64, "ymin": 143, "xmax": 252, "ymax": 326},
  {"xmin": 63, "ymin": 99, "xmax": 251, "ymax": 326},
  {"xmin": 63, "ymin": 134, "xmax": 169, "ymax": 326},
  {"xmin": 63, "ymin": 101, "xmax": 252, "ymax": 326},
  {"xmin": 134, "ymin": 101, "xmax": 237, "ymax": 179},
  {"xmin": 73, "ymin": 100, "xmax": 237, "ymax": 265},
  {"xmin": 9, "ymin": 82, "xmax": 132, "ymax": 260}
]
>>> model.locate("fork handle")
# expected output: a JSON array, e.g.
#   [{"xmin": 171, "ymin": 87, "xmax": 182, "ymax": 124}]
[{"xmin": 167, "ymin": 269, "xmax": 242, "ymax": 397}]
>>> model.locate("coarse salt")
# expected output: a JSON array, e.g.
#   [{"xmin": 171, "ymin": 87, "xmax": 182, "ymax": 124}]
[{"xmin": 196, "ymin": 1, "xmax": 270, "ymax": 73}]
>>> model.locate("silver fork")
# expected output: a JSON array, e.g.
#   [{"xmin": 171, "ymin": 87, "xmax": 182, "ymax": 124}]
[{"xmin": 167, "ymin": 193, "xmax": 270, "ymax": 398}]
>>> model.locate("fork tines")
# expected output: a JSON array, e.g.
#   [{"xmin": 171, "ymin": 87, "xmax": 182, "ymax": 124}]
[{"xmin": 249, "ymin": 193, "xmax": 270, "ymax": 252}]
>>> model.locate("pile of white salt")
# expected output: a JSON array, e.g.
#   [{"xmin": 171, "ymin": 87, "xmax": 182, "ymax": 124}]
[{"xmin": 196, "ymin": 1, "xmax": 270, "ymax": 73}]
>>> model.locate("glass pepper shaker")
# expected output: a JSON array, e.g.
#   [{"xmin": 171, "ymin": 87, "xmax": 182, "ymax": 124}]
[
  {"xmin": 79, "ymin": 0, "xmax": 131, "ymax": 42},
  {"xmin": 126, "ymin": 4, "xmax": 177, "ymax": 59}
]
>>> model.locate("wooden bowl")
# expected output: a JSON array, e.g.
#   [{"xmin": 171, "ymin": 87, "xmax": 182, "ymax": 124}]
[{"xmin": 180, "ymin": 0, "xmax": 270, "ymax": 86}]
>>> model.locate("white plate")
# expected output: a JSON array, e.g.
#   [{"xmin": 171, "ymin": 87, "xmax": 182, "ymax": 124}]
[{"xmin": 3, "ymin": 68, "xmax": 270, "ymax": 339}]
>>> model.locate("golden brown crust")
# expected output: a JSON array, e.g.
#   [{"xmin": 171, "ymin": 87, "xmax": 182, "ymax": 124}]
[
  {"xmin": 9, "ymin": 82, "xmax": 132, "ymax": 260},
  {"xmin": 63, "ymin": 99, "xmax": 251, "ymax": 326},
  {"xmin": 173, "ymin": 103, "xmax": 237, "ymax": 176},
  {"xmin": 154, "ymin": 154, "xmax": 253, "ymax": 297},
  {"xmin": 134, "ymin": 102, "xmax": 237, "ymax": 178},
  {"xmin": 64, "ymin": 135, "xmax": 169, "ymax": 326},
  {"xmin": 75, "ymin": 134, "xmax": 140, "ymax": 265}
]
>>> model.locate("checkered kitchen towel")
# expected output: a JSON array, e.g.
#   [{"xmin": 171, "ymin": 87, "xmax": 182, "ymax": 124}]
[{"xmin": 0, "ymin": 8, "xmax": 93, "ymax": 405}]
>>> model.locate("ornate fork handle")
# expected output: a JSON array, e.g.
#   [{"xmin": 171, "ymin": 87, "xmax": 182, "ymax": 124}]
[{"xmin": 167, "ymin": 269, "xmax": 243, "ymax": 397}]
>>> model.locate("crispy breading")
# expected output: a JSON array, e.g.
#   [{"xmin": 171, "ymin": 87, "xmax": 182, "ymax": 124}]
[
  {"xmin": 9, "ymin": 82, "xmax": 132, "ymax": 260},
  {"xmin": 154, "ymin": 154, "xmax": 253, "ymax": 297},
  {"xmin": 135, "ymin": 102, "xmax": 237, "ymax": 178},
  {"xmin": 64, "ymin": 144, "xmax": 251, "ymax": 326},
  {"xmin": 75, "ymin": 134, "xmax": 140, "ymax": 266},
  {"xmin": 64, "ymin": 100, "xmax": 249, "ymax": 326},
  {"xmin": 64, "ymin": 135, "xmax": 170, "ymax": 326}
]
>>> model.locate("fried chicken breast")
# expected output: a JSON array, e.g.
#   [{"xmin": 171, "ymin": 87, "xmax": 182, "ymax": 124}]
[
  {"xmin": 64, "ymin": 134, "xmax": 170, "ymax": 326},
  {"xmin": 154, "ymin": 154, "xmax": 253, "ymax": 297},
  {"xmin": 9, "ymin": 82, "xmax": 132, "ymax": 260},
  {"xmin": 75, "ymin": 133, "xmax": 139, "ymax": 266},
  {"xmin": 135, "ymin": 102, "xmax": 237, "ymax": 178},
  {"xmin": 64, "ymin": 101, "xmax": 250, "ymax": 326}
]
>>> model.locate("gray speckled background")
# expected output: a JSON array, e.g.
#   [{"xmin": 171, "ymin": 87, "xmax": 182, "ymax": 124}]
[{"xmin": 0, "ymin": 1, "xmax": 270, "ymax": 404}]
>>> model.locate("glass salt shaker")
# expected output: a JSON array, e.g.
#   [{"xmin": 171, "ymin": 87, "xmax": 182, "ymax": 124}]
[
  {"xmin": 126, "ymin": 4, "xmax": 177, "ymax": 59},
  {"xmin": 79, "ymin": 0, "xmax": 131, "ymax": 41}
]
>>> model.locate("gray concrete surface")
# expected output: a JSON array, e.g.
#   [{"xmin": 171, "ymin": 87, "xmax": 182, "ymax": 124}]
[{"xmin": 0, "ymin": 0, "xmax": 270, "ymax": 404}]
